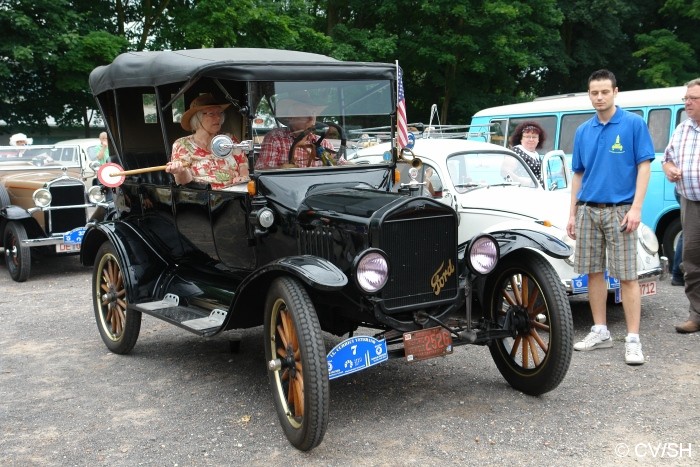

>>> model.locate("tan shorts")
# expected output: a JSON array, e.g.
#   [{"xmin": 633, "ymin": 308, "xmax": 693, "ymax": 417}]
[{"xmin": 574, "ymin": 204, "xmax": 638, "ymax": 281}]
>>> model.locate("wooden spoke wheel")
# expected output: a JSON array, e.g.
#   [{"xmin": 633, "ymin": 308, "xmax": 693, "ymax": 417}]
[
  {"xmin": 264, "ymin": 277, "xmax": 328, "ymax": 451},
  {"xmin": 486, "ymin": 252, "xmax": 573, "ymax": 395},
  {"xmin": 92, "ymin": 242, "xmax": 141, "ymax": 354}
]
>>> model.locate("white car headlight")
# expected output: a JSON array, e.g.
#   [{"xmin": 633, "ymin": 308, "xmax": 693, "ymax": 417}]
[
  {"xmin": 33, "ymin": 188, "xmax": 52, "ymax": 207},
  {"xmin": 354, "ymin": 250, "xmax": 389, "ymax": 293},
  {"xmin": 467, "ymin": 235, "xmax": 499, "ymax": 275},
  {"xmin": 638, "ymin": 223, "xmax": 659, "ymax": 255},
  {"xmin": 88, "ymin": 185, "xmax": 106, "ymax": 204}
]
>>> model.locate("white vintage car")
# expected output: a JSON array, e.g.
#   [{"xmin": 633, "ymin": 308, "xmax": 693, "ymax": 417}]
[{"xmin": 351, "ymin": 138, "xmax": 664, "ymax": 298}]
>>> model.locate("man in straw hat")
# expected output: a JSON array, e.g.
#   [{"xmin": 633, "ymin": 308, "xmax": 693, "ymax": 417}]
[
  {"xmin": 256, "ymin": 92, "xmax": 341, "ymax": 169},
  {"xmin": 166, "ymin": 93, "xmax": 248, "ymax": 189}
]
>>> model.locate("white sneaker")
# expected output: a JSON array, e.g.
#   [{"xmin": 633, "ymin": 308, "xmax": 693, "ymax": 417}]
[
  {"xmin": 574, "ymin": 330, "xmax": 613, "ymax": 351},
  {"xmin": 624, "ymin": 339, "xmax": 645, "ymax": 365}
]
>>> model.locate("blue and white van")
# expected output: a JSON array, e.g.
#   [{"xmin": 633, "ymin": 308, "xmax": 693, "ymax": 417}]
[{"xmin": 468, "ymin": 86, "xmax": 688, "ymax": 262}]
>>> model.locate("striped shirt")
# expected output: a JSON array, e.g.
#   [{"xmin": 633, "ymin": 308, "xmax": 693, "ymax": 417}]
[{"xmin": 663, "ymin": 118, "xmax": 700, "ymax": 201}]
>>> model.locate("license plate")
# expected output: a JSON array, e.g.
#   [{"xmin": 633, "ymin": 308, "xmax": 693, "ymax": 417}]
[
  {"xmin": 56, "ymin": 243, "xmax": 81, "ymax": 253},
  {"xmin": 640, "ymin": 281, "xmax": 657, "ymax": 297},
  {"xmin": 403, "ymin": 327, "xmax": 453, "ymax": 362},
  {"xmin": 63, "ymin": 227, "xmax": 86, "ymax": 245}
]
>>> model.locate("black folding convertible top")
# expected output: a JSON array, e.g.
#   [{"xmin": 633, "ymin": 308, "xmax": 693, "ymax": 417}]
[{"xmin": 89, "ymin": 48, "xmax": 397, "ymax": 95}]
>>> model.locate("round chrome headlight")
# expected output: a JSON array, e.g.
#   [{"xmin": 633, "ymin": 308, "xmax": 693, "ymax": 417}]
[
  {"xmin": 257, "ymin": 207, "xmax": 275, "ymax": 228},
  {"xmin": 638, "ymin": 223, "xmax": 659, "ymax": 255},
  {"xmin": 33, "ymin": 188, "xmax": 52, "ymax": 208},
  {"xmin": 467, "ymin": 235, "xmax": 499, "ymax": 275},
  {"xmin": 354, "ymin": 250, "xmax": 389, "ymax": 293},
  {"xmin": 88, "ymin": 185, "xmax": 106, "ymax": 204}
]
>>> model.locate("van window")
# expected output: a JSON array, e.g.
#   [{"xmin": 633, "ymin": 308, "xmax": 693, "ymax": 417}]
[
  {"xmin": 505, "ymin": 116, "xmax": 557, "ymax": 152},
  {"xmin": 560, "ymin": 113, "xmax": 593, "ymax": 153},
  {"xmin": 648, "ymin": 109, "xmax": 671, "ymax": 153},
  {"xmin": 489, "ymin": 119, "xmax": 508, "ymax": 147}
]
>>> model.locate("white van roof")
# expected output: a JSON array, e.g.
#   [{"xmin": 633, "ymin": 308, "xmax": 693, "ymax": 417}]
[{"xmin": 473, "ymin": 86, "xmax": 686, "ymax": 116}]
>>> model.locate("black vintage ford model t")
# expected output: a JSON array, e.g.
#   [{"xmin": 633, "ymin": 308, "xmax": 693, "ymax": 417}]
[{"xmin": 81, "ymin": 48, "xmax": 573, "ymax": 451}]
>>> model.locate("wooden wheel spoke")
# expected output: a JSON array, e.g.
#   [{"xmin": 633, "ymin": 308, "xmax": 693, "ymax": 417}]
[
  {"xmin": 277, "ymin": 323, "xmax": 289, "ymax": 349},
  {"xmin": 521, "ymin": 336, "xmax": 529, "ymax": 367},
  {"xmin": 509, "ymin": 276, "xmax": 522, "ymax": 304},
  {"xmin": 502, "ymin": 289, "xmax": 517, "ymax": 307},
  {"xmin": 532, "ymin": 321, "xmax": 550, "ymax": 332},
  {"xmin": 293, "ymin": 375, "xmax": 304, "ymax": 417},
  {"xmin": 527, "ymin": 335, "xmax": 541, "ymax": 366},
  {"xmin": 530, "ymin": 328, "xmax": 548, "ymax": 352},
  {"xmin": 510, "ymin": 335, "xmax": 521, "ymax": 358},
  {"xmin": 522, "ymin": 275, "xmax": 529, "ymax": 305}
]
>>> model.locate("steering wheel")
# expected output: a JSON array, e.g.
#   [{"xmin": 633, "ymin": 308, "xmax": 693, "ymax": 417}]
[{"xmin": 287, "ymin": 122, "xmax": 347, "ymax": 167}]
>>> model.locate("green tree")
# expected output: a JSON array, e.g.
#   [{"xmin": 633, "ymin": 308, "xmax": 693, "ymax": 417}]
[{"xmin": 0, "ymin": 0, "xmax": 126, "ymax": 136}]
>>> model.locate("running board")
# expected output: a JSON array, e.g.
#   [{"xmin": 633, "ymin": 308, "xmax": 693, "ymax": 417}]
[{"xmin": 129, "ymin": 294, "xmax": 228, "ymax": 337}]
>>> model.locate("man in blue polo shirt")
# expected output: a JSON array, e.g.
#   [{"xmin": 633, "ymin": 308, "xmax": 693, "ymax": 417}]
[{"xmin": 566, "ymin": 69, "xmax": 655, "ymax": 365}]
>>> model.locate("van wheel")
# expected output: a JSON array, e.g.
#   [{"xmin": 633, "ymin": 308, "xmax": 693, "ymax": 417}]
[
  {"xmin": 4, "ymin": 222, "xmax": 30, "ymax": 282},
  {"xmin": 93, "ymin": 242, "xmax": 141, "ymax": 354},
  {"xmin": 662, "ymin": 217, "xmax": 682, "ymax": 270},
  {"xmin": 264, "ymin": 276, "xmax": 329, "ymax": 451}
]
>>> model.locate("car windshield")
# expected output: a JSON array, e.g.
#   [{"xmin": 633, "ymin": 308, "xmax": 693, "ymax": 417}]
[
  {"xmin": 446, "ymin": 151, "xmax": 538, "ymax": 192},
  {"xmin": 0, "ymin": 145, "xmax": 82, "ymax": 169},
  {"xmin": 250, "ymin": 80, "xmax": 396, "ymax": 168}
]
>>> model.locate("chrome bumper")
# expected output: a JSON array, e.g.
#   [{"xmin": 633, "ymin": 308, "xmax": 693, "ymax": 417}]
[{"xmin": 562, "ymin": 258, "xmax": 666, "ymax": 295}]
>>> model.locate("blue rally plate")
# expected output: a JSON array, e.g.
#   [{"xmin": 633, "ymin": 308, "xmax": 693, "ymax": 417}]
[
  {"xmin": 63, "ymin": 227, "xmax": 86, "ymax": 245},
  {"xmin": 327, "ymin": 336, "xmax": 388, "ymax": 380}
]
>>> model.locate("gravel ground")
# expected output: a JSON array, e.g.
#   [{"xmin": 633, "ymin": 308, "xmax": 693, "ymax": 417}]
[{"xmin": 1, "ymin": 254, "xmax": 698, "ymax": 466}]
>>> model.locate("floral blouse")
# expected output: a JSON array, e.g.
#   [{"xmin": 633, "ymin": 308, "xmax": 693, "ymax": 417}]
[{"xmin": 171, "ymin": 135, "xmax": 248, "ymax": 189}]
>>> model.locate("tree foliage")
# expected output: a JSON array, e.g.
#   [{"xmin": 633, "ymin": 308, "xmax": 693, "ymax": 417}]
[{"xmin": 2, "ymin": 0, "xmax": 700, "ymax": 137}]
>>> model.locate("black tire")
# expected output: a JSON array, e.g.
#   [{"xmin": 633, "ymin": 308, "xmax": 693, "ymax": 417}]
[
  {"xmin": 263, "ymin": 276, "xmax": 329, "ymax": 451},
  {"xmin": 662, "ymin": 217, "xmax": 682, "ymax": 270},
  {"xmin": 485, "ymin": 252, "xmax": 573, "ymax": 396},
  {"xmin": 0, "ymin": 184, "xmax": 10, "ymax": 207},
  {"xmin": 92, "ymin": 241, "xmax": 141, "ymax": 354},
  {"xmin": 4, "ymin": 222, "xmax": 31, "ymax": 282}
]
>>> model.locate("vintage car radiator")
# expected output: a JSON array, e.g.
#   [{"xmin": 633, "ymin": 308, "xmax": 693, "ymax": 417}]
[
  {"xmin": 380, "ymin": 212, "xmax": 458, "ymax": 310},
  {"xmin": 44, "ymin": 183, "xmax": 86, "ymax": 234}
]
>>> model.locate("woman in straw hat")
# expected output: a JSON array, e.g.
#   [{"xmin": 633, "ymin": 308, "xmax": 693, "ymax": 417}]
[
  {"xmin": 256, "ymin": 94, "xmax": 339, "ymax": 169},
  {"xmin": 166, "ymin": 93, "xmax": 248, "ymax": 189}
]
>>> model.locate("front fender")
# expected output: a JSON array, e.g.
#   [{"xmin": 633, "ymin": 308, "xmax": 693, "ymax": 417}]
[
  {"xmin": 490, "ymin": 228, "xmax": 572, "ymax": 259},
  {"xmin": 225, "ymin": 255, "xmax": 348, "ymax": 330},
  {"xmin": 2, "ymin": 205, "xmax": 33, "ymax": 221},
  {"xmin": 80, "ymin": 221, "xmax": 169, "ymax": 303},
  {"xmin": 245, "ymin": 255, "xmax": 348, "ymax": 292}
]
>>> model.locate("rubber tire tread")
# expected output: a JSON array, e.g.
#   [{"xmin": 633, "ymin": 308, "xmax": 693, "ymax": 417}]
[
  {"xmin": 486, "ymin": 251, "xmax": 573, "ymax": 396},
  {"xmin": 4, "ymin": 221, "xmax": 31, "ymax": 282},
  {"xmin": 0, "ymin": 184, "xmax": 10, "ymax": 207},
  {"xmin": 264, "ymin": 276, "xmax": 329, "ymax": 451}
]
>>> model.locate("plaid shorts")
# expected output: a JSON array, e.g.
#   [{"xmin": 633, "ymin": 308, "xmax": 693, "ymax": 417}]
[{"xmin": 574, "ymin": 204, "xmax": 638, "ymax": 281}]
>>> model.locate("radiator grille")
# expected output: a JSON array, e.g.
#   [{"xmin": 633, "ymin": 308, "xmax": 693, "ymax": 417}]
[
  {"xmin": 46, "ymin": 183, "xmax": 87, "ymax": 234},
  {"xmin": 380, "ymin": 213, "xmax": 457, "ymax": 310}
]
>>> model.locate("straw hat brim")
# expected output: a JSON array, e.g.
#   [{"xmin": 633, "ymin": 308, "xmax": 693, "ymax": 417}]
[{"xmin": 181, "ymin": 103, "xmax": 231, "ymax": 131}]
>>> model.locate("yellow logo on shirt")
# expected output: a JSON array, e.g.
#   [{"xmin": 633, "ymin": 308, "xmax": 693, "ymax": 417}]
[{"xmin": 610, "ymin": 135, "xmax": 624, "ymax": 153}]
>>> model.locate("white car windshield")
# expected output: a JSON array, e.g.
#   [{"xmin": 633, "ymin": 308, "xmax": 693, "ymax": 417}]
[{"xmin": 446, "ymin": 152, "xmax": 538, "ymax": 192}]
